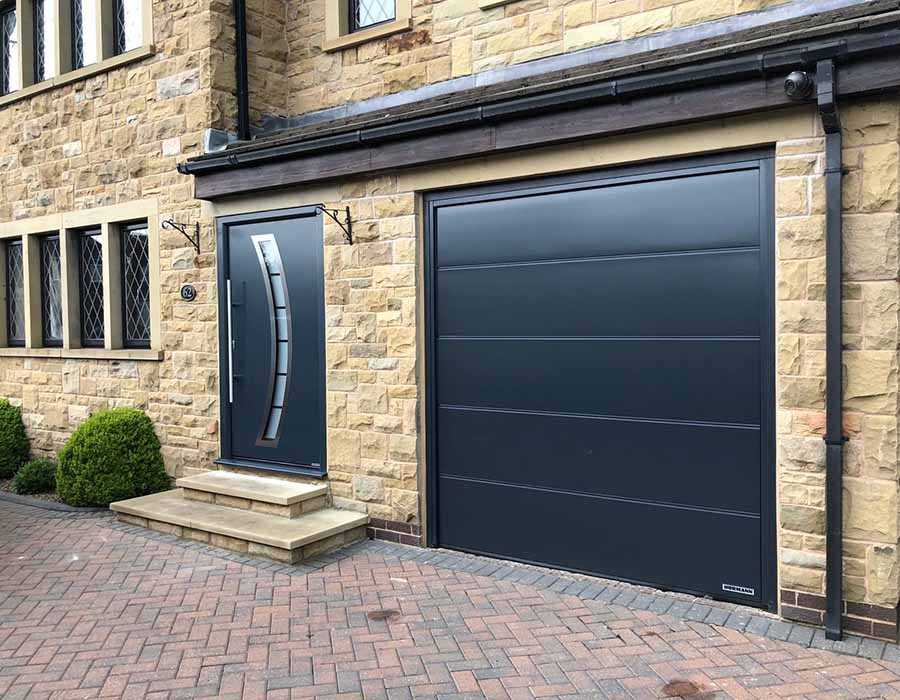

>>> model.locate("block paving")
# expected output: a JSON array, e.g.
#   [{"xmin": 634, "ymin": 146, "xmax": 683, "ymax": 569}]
[{"xmin": 4, "ymin": 498, "xmax": 900, "ymax": 699}]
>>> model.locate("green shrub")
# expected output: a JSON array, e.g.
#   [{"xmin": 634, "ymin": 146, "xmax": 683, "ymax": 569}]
[
  {"xmin": 0, "ymin": 399, "xmax": 29, "ymax": 479},
  {"xmin": 57, "ymin": 408, "xmax": 170, "ymax": 507},
  {"xmin": 12, "ymin": 458, "xmax": 57, "ymax": 495}
]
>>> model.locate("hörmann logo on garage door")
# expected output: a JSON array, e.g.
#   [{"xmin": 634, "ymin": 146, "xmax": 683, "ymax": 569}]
[{"xmin": 425, "ymin": 151, "xmax": 776, "ymax": 610}]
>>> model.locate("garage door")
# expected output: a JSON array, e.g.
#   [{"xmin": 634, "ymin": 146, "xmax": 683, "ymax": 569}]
[{"xmin": 426, "ymin": 152, "xmax": 776, "ymax": 609}]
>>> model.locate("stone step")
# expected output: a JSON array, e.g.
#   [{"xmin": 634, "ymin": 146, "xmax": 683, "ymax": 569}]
[
  {"xmin": 111, "ymin": 489, "xmax": 368, "ymax": 564},
  {"xmin": 176, "ymin": 470, "xmax": 328, "ymax": 518}
]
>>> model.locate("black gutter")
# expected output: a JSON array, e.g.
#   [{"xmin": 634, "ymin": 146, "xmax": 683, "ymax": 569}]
[
  {"xmin": 817, "ymin": 58, "xmax": 847, "ymax": 642},
  {"xmin": 233, "ymin": 0, "xmax": 251, "ymax": 142},
  {"xmin": 178, "ymin": 21, "xmax": 900, "ymax": 176}
]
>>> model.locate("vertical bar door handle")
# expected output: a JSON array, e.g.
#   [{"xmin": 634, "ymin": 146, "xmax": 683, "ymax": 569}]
[{"xmin": 226, "ymin": 279, "xmax": 235, "ymax": 404}]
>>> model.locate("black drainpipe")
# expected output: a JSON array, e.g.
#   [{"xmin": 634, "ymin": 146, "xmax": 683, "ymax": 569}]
[
  {"xmin": 817, "ymin": 59, "xmax": 846, "ymax": 643},
  {"xmin": 787, "ymin": 59, "xmax": 845, "ymax": 641},
  {"xmin": 234, "ymin": 0, "xmax": 251, "ymax": 142}
]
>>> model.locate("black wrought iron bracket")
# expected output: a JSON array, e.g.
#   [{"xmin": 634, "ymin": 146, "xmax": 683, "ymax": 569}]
[
  {"xmin": 315, "ymin": 206, "xmax": 353, "ymax": 245},
  {"xmin": 162, "ymin": 219, "xmax": 201, "ymax": 255}
]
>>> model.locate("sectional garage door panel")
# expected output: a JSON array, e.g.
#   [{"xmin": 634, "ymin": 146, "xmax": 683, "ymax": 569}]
[
  {"xmin": 438, "ymin": 338, "xmax": 760, "ymax": 425},
  {"xmin": 437, "ymin": 249, "xmax": 761, "ymax": 338},
  {"xmin": 436, "ymin": 168, "xmax": 760, "ymax": 267},
  {"xmin": 437, "ymin": 477, "xmax": 763, "ymax": 600},
  {"xmin": 438, "ymin": 407, "xmax": 761, "ymax": 514},
  {"xmin": 428, "ymin": 154, "xmax": 774, "ymax": 607}
]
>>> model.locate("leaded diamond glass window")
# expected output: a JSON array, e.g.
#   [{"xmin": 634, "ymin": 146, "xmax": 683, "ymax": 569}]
[
  {"xmin": 40, "ymin": 235, "xmax": 62, "ymax": 347},
  {"xmin": 6, "ymin": 241, "xmax": 24, "ymax": 347},
  {"xmin": 33, "ymin": 0, "xmax": 44, "ymax": 81},
  {"xmin": 112, "ymin": 0, "xmax": 141, "ymax": 54},
  {"xmin": 121, "ymin": 223, "xmax": 150, "ymax": 348},
  {"xmin": 70, "ymin": 0, "xmax": 96, "ymax": 69},
  {"xmin": 349, "ymin": 0, "xmax": 394, "ymax": 32},
  {"xmin": 79, "ymin": 229, "xmax": 104, "ymax": 347},
  {"xmin": 0, "ymin": 6, "xmax": 19, "ymax": 95}
]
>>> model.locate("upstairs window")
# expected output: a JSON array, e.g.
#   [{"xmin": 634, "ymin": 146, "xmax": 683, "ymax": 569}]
[
  {"xmin": 0, "ymin": 4, "xmax": 18, "ymax": 95},
  {"xmin": 78, "ymin": 228, "xmax": 104, "ymax": 347},
  {"xmin": 349, "ymin": 0, "xmax": 394, "ymax": 31},
  {"xmin": 70, "ymin": 0, "xmax": 99, "ymax": 69},
  {"xmin": 112, "ymin": 0, "xmax": 141, "ymax": 54},
  {"xmin": 40, "ymin": 235, "xmax": 62, "ymax": 347},
  {"xmin": 6, "ymin": 240, "xmax": 24, "ymax": 347}
]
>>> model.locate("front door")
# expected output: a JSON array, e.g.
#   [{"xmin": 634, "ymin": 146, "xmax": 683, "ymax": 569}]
[{"xmin": 217, "ymin": 207, "xmax": 326, "ymax": 475}]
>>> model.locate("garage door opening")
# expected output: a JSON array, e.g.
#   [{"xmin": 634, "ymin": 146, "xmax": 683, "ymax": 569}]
[{"xmin": 424, "ymin": 150, "xmax": 776, "ymax": 610}]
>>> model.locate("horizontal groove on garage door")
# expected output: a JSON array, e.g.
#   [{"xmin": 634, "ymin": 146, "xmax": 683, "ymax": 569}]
[
  {"xmin": 437, "ymin": 405, "xmax": 760, "ymax": 513},
  {"xmin": 435, "ymin": 168, "xmax": 760, "ymax": 267},
  {"xmin": 436, "ymin": 245, "xmax": 760, "ymax": 271},
  {"xmin": 438, "ymin": 474, "xmax": 759, "ymax": 518},
  {"xmin": 437, "ymin": 248, "xmax": 760, "ymax": 337},
  {"xmin": 437, "ymin": 338, "xmax": 760, "ymax": 425},
  {"xmin": 437, "ymin": 478, "xmax": 763, "ymax": 604}
]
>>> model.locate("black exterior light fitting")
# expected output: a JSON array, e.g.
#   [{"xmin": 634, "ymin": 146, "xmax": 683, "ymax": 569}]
[
  {"xmin": 162, "ymin": 219, "xmax": 201, "ymax": 255},
  {"xmin": 315, "ymin": 206, "xmax": 353, "ymax": 245}
]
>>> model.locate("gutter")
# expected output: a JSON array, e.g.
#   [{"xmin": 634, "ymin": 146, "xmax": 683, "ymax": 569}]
[
  {"xmin": 178, "ymin": 21, "xmax": 900, "ymax": 176},
  {"xmin": 233, "ymin": 0, "xmax": 251, "ymax": 142}
]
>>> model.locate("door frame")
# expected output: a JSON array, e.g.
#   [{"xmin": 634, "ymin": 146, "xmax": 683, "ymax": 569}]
[
  {"xmin": 423, "ymin": 149, "xmax": 777, "ymax": 611},
  {"xmin": 215, "ymin": 205, "xmax": 328, "ymax": 478}
]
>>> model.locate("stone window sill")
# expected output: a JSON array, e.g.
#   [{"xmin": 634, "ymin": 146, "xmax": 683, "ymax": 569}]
[
  {"xmin": 0, "ymin": 46, "xmax": 155, "ymax": 110},
  {"xmin": 0, "ymin": 347, "xmax": 163, "ymax": 361},
  {"xmin": 323, "ymin": 18, "xmax": 413, "ymax": 52},
  {"xmin": 478, "ymin": 0, "xmax": 512, "ymax": 8}
]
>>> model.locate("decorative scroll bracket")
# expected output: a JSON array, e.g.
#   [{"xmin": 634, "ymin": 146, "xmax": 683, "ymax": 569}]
[
  {"xmin": 315, "ymin": 206, "xmax": 353, "ymax": 245},
  {"xmin": 162, "ymin": 219, "xmax": 201, "ymax": 255}
]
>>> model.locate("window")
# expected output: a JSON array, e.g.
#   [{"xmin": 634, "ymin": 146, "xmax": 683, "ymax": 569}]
[
  {"xmin": 324, "ymin": 0, "xmax": 409, "ymax": 51},
  {"xmin": 121, "ymin": 222, "xmax": 149, "ymax": 348},
  {"xmin": 349, "ymin": 0, "xmax": 394, "ymax": 32},
  {"xmin": 40, "ymin": 234, "xmax": 62, "ymax": 346},
  {"xmin": 70, "ymin": 0, "xmax": 99, "ymax": 69},
  {"xmin": 0, "ymin": 203, "xmax": 159, "ymax": 355},
  {"xmin": 112, "ymin": 0, "xmax": 140, "ymax": 54},
  {"xmin": 0, "ymin": 4, "xmax": 18, "ymax": 96},
  {"xmin": 78, "ymin": 227, "xmax": 104, "ymax": 347},
  {"xmin": 6, "ymin": 240, "xmax": 24, "ymax": 346}
]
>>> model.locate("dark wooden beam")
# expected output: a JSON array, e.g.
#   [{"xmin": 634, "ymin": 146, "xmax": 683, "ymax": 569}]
[{"xmin": 193, "ymin": 51, "xmax": 900, "ymax": 200}]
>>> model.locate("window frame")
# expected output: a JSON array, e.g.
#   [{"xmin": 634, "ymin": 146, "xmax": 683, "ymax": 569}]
[
  {"xmin": 347, "ymin": 0, "xmax": 395, "ymax": 34},
  {"xmin": 39, "ymin": 233, "xmax": 62, "ymax": 347},
  {"xmin": 119, "ymin": 220, "xmax": 150, "ymax": 349},
  {"xmin": 323, "ymin": 0, "xmax": 410, "ymax": 52},
  {"xmin": 5, "ymin": 239, "xmax": 25, "ymax": 347}
]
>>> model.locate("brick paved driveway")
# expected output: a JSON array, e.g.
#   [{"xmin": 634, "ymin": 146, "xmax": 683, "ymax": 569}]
[{"xmin": 3, "ymin": 500, "xmax": 900, "ymax": 699}]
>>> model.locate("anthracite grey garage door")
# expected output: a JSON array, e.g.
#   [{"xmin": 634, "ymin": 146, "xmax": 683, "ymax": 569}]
[{"xmin": 426, "ymin": 152, "xmax": 776, "ymax": 609}]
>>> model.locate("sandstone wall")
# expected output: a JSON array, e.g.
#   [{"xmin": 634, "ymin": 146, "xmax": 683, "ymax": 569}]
[
  {"xmin": 280, "ymin": 0, "xmax": 792, "ymax": 120},
  {"xmin": 0, "ymin": 0, "xmax": 224, "ymax": 478}
]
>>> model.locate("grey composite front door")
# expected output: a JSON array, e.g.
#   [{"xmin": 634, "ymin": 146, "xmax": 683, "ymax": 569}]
[{"xmin": 218, "ymin": 207, "xmax": 326, "ymax": 476}]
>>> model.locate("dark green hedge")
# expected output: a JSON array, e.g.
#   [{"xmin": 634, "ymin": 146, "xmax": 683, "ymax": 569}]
[
  {"xmin": 12, "ymin": 459, "xmax": 57, "ymax": 495},
  {"xmin": 57, "ymin": 408, "xmax": 170, "ymax": 507},
  {"xmin": 0, "ymin": 399, "xmax": 29, "ymax": 479}
]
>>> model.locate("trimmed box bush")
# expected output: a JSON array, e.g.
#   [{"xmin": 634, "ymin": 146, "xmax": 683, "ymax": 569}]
[
  {"xmin": 57, "ymin": 408, "xmax": 171, "ymax": 507},
  {"xmin": 11, "ymin": 459, "xmax": 57, "ymax": 495},
  {"xmin": 0, "ymin": 399, "xmax": 29, "ymax": 479}
]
